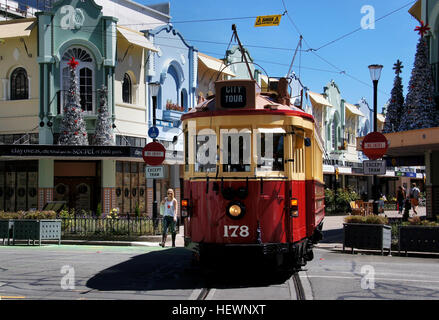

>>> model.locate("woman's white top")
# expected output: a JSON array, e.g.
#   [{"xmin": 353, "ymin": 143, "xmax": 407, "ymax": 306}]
[{"xmin": 164, "ymin": 199, "xmax": 175, "ymax": 217}]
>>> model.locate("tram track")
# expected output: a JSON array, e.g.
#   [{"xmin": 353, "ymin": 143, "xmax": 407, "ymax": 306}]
[
  {"xmin": 290, "ymin": 272, "xmax": 306, "ymax": 300},
  {"xmin": 191, "ymin": 271, "xmax": 306, "ymax": 300}
]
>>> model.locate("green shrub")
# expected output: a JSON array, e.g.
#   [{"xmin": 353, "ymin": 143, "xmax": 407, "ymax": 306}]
[
  {"xmin": 0, "ymin": 210, "xmax": 56, "ymax": 220},
  {"xmin": 344, "ymin": 215, "xmax": 365, "ymax": 224},
  {"xmin": 135, "ymin": 203, "xmax": 140, "ymax": 218},
  {"xmin": 96, "ymin": 202, "xmax": 102, "ymax": 218},
  {"xmin": 344, "ymin": 215, "xmax": 388, "ymax": 225}
]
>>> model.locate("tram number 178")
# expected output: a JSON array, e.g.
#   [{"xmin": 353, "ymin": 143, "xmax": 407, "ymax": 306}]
[{"xmin": 224, "ymin": 225, "xmax": 249, "ymax": 237}]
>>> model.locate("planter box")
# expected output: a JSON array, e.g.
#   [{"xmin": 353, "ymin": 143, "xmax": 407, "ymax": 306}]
[
  {"xmin": 0, "ymin": 220, "xmax": 14, "ymax": 245},
  {"xmin": 399, "ymin": 226, "xmax": 439, "ymax": 255},
  {"xmin": 12, "ymin": 220, "xmax": 62, "ymax": 245},
  {"xmin": 343, "ymin": 223, "xmax": 391, "ymax": 255}
]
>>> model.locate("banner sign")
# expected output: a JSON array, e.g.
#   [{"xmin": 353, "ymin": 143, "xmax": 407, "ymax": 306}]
[
  {"xmin": 254, "ymin": 15, "xmax": 282, "ymax": 27},
  {"xmin": 0, "ymin": 145, "xmax": 143, "ymax": 158}
]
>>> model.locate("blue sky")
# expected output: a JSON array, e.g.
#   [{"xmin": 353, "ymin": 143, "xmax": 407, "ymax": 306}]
[{"xmin": 139, "ymin": 0, "xmax": 420, "ymax": 112}]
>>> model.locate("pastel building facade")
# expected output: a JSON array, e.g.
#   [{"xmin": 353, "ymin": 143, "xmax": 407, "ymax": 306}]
[{"xmin": 0, "ymin": 0, "xmax": 201, "ymax": 216}]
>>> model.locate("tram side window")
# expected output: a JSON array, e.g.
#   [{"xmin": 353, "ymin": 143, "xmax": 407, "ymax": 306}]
[
  {"xmin": 222, "ymin": 130, "xmax": 251, "ymax": 172},
  {"xmin": 184, "ymin": 131, "xmax": 189, "ymax": 172},
  {"xmin": 194, "ymin": 132, "xmax": 217, "ymax": 173},
  {"xmin": 256, "ymin": 132, "xmax": 284, "ymax": 172}
]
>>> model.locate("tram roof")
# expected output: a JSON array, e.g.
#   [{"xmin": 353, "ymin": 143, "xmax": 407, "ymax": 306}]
[{"xmin": 182, "ymin": 91, "xmax": 315, "ymax": 122}]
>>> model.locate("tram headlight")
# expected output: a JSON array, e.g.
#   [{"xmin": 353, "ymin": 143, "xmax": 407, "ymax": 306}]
[{"xmin": 226, "ymin": 201, "xmax": 246, "ymax": 220}]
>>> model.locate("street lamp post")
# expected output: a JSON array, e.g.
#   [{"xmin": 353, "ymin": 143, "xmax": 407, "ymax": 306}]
[
  {"xmin": 149, "ymin": 82, "xmax": 160, "ymax": 223},
  {"xmin": 368, "ymin": 64, "xmax": 383, "ymax": 215}
]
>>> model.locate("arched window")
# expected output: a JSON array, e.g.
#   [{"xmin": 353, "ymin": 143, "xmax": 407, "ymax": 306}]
[
  {"xmin": 61, "ymin": 47, "xmax": 94, "ymax": 113},
  {"xmin": 10, "ymin": 67, "xmax": 28, "ymax": 100},
  {"xmin": 122, "ymin": 73, "xmax": 132, "ymax": 104}
]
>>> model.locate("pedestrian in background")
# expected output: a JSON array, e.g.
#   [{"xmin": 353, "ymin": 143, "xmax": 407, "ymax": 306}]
[
  {"xmin": 410, "ymin": 183, "xmax": 420, "ymax": 216},
  {"xmin": 397, "ymin": 186, "xmax": 405, "ymax": 215},
  {"xmin": 160, "ymin": 188, "xmax": 178, "ymax": 248}
]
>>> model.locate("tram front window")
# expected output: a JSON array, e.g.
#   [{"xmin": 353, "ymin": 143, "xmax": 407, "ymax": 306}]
[
  {"xmin": 221, "ymin": 130, "xmax": 251, "ymax": 172},
  {"xmin": 256, "ymin": 130, "xmax": 284, "ymax": 172},
  {"xmin": 195, "ymin": 132, "xmax": 217, "ymax": 173}
]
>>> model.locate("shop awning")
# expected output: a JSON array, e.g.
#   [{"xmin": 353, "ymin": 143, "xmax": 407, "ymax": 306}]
[
  {"xmin": 308, "ymin": 91, "xmax": 333, "ymax": 108},
  {"xmin": 198, "ymin": 53, "xmax": 235, "ymax": 77},
  {"xmin": 0, "ymin": 19, "xmax": 36, "ymax": 39},
  {"xmin": 345, "ymin": 102, "xmax": 365, "ymax": 117},
  {"xmin": 117, "ymin": 26, "xmax": 158, "ymax": 52}
]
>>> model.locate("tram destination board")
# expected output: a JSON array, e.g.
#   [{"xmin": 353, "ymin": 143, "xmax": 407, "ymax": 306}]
[{"xmin": 221, "ymin": 85, "xmax": 246, "ymax": 108}]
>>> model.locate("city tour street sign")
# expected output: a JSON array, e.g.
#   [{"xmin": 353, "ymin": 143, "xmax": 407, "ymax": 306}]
[
  {"xmin": 361, "ymin": 131, "xmax": 389, "ymax": 160},
  {"xmin": 142, "ymin": 142, "xmax": 166, "ymax": 166},
  {"xmin": 363, "ymin": 160, "xmax": 386, "ymax": 175}
]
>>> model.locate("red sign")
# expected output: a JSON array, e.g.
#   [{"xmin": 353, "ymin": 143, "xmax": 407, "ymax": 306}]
[
  {"xmin": 361, "ymin": 132, "xmax": 388, "ymax": 160},
  {"xmin": 142, "ymin": 142, "xmax": 166, "ymax": 166}
]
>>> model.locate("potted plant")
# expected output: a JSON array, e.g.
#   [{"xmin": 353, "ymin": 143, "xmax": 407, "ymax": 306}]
[
  {"xmin": 398, "ymin": 216, "xmax": 439, "ymax": 255},
  {"xmin": 12, "ymin": 210, "xmax": 61, "ymax": 245},
  {"xmin": 1, "ymin": 210, "xmax": 61, "ymax": 246},
  {"xmin": 343, "ymin": 215, "xmax": 391, "ymax": 255}
]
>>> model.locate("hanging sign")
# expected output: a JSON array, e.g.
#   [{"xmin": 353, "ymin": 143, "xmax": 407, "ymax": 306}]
[{"xmin": 254, "ymin": 15, "xmax": 282, "ymax": 27}]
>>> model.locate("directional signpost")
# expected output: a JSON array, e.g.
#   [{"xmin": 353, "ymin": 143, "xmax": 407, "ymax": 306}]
[
  {"xmin": 148, "ymin": 126, "xmax": 159, "ymax": 140},
  {"xmin": 142, "ymin": 142, "xmax": 166, "ymax": 166},
  {"xmin": 363, "ymin": 160, "xmax": 386, "ymax": 175},
  {"xmin": 361, "ymin": 132, "xmax": 389, "ymax": 161},
  {"xmin": 361, "ymin": 132, "xmax": 389, "ymax": 176},
  {"xmin": 361, "ymin": 131, "xmax": 389, "ymax": 215}
]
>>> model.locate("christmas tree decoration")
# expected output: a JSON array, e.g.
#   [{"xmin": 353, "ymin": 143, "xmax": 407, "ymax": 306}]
[
  {"xmin": 398, "ymin": 23, "xmax": 439, "ymax": 132},
  {"xmin": 93, "ymin": 85, "xmax": 114, "ymax": 146},
  {"xmin": 414, "ymin": 21, "xmax": 430, "ymax": 37},
  {"xmin": 383, "ymin": 60, "xmax": 404, "ymax": 133},
  {"xmin": 58, "ymin": 57, "xmax": 89, "ymax": 145}
]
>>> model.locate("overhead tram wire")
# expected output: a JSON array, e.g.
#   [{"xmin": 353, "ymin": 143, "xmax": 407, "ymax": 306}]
[
  {"xmin": 314, "ymin": 0, "xmax": 417, "ymax": 52},
  {"xmin": 280, "ymin": 0, "xmax": 392, "ymax": 97}
]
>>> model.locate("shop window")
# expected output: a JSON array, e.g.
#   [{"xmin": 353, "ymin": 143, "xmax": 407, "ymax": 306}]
[
  {"xmin": 10, "ymin": 67, "xmax": 28, "ymax": 100},
  {"xmin": 122, "ymin": 73, "xmax": 132, "ymax": 104},
  {"xmin": 79, "ymin": 68, "xmax": 93, "ymax": 112},
  {"xmin": 61, "ymin": 47, "xmax": 95, "ymax": 113}
]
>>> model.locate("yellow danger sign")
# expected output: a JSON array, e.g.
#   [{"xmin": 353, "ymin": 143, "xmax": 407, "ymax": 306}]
[{"xmin": 254, "ymin": 15, "xmax": 282, "ymax": 27}]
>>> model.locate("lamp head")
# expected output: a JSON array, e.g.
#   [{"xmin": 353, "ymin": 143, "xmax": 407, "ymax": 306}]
[{"xmin": 368, "ymin": 64, "xmax": 383, "ymax": 81}]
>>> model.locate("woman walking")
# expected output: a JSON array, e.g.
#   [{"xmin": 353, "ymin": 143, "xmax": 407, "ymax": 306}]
[
  {"xmin": 160, "ymin": 188, "xmax": 178, "ymax": 247},
  {"xmin": 396, "ymin": 186, "xmax": 405, "ymax": 215}
]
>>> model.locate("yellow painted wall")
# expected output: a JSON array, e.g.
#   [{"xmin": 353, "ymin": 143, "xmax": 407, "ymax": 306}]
[
  {"xmin": 114, "ymin": 35, "xmax": 148, "ymax": 137},
  {"xmin": 0, "ymin": 25, "xmax": 39, "ymax": 134}
]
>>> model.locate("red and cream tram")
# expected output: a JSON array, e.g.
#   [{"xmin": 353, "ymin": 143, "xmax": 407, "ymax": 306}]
[{"xmin": 180, "ymin": 78, "xmax": 325, "ymax": 270}]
